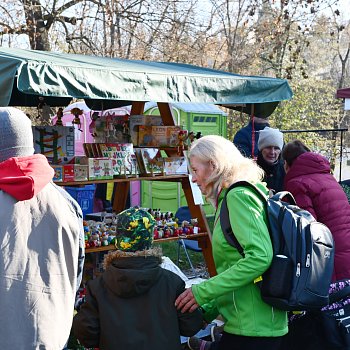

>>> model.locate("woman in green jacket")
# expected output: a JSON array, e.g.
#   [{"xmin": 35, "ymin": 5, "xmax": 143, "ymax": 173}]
[{"xmin": 175, "ymin": 135, "xmax": 287, "ymax": 350}]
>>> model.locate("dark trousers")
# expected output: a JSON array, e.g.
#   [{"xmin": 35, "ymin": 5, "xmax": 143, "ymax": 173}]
[
  {"xmin": 280, "ymin": 312, "xmax": 350, "ymax": 350},
  {"xmin": 210, "ymin": 332, "xmax": 285, "ymax": 350}
]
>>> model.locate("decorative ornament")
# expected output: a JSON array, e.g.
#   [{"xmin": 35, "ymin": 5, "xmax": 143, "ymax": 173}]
[
  {"xmin": 37, "ymin": 97, "xmax": 53, "ymax": 124},
  {"xmin": 55, "ymin": 107, "xmax": 64, "ymax": 126},
  {"xmin": 71, "ymin": 107, "xmax": 83, "ymax": 132},
  {"xmin": 37, "ymin": 96, "xmax": 45, "ymax": 120},
  {"xmin": 188, "ymin": 131, "xmax": 202, "ymax": 144},
  {"xmin": 177, "ymin": 129, "xmax": 188, "ymax": 155},
  {"xmin": 89, "ymin": 111, "xmax": 99, "ymax": 138}
]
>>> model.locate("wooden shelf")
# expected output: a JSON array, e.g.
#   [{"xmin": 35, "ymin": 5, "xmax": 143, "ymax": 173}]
[
  {"xmin": 138, "ymin": 146, "xmax": 188, "ymax": 151},
  {"xmin": 60, "ymin": 173, "xmax": 216, "ymax": 275},
  {"xmin": 57, "ymin": 101, "xmax": 216, "ymax": 276},
  {"xmin": 55, "ymin": 174, "xmax": 188, "ymax": 186},
  {"xmin": 86, "ymin": 232, "xmax": 209, "ymax": 254}
]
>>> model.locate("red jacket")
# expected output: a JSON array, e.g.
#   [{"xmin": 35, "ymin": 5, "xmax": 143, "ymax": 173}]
[{"xmin": 284, "ymin": 152, "xmax": 350, "ymax": 281}]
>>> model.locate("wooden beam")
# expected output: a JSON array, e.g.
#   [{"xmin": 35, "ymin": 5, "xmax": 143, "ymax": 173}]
[
  {"xmin": 157, "ymin": 102, "xmax": 176, "ymax": 126},
  {"xmin": 112, "ymin": 182, "xmax": 130, "ymax": 214},
  {"xmin": 180, "ymin": 176, "xmax": 217, "ymax": 276},
  {"xmin": 196, "ymin": 236, "xmax": 217, "ymax": 277},
  {"xmin": 131, "ymin": 101, "xmax": 146, "ymax": 115}
]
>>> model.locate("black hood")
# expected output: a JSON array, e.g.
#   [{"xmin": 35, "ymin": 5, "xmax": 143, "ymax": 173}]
[{"xmin": 102, "ymin": 255, "xmax": 163, "ymax": 298}]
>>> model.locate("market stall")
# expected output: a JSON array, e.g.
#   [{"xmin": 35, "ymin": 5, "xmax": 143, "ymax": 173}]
[
  {"xmin": 0, "ymin": 48, "xmax": 292, "ymax": 116},
  {"xmin": 0, "ymin": 47, "xmax": 293, "ymax": 276}
]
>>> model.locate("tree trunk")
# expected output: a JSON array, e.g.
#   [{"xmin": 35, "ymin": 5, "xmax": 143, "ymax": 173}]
[{"xmin": 22, "ymin": 0, "xmax": 51, "ymax": 51}]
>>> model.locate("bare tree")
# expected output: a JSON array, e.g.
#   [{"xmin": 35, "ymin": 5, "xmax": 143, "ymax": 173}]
[
  {"xmin": 1, "ymin": 0, "xmax": 348, "ymax": 86},
  {"xmin": 332, "ymin": 17, "xmax": 350, "ymax": 88},
  {"xmin": 60, "ymin": 0, "xmax": 203, "ymax": 62},
  {"xmin": 248, "ymin": 0, "xmax": 340, "ymax": 79},
  {"xmin": 0, "ymin": 0, "xmax": 201, "ymax": 57},
  {"xmin": 0, "ymin": 0, "xmax": 84, "ymax": 50},
  {"xmin": 195, "ymin": 0, "xmax": 256, "ymax": 73}
]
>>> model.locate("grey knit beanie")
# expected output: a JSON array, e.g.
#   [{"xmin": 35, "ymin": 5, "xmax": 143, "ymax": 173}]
[
  {"xmin": 258, "ymin": 127, "xmax": 284, "ymax": 151},
  {"xmin": 0, "ymin": 107, "xmax": 35, "ymax": 163}
]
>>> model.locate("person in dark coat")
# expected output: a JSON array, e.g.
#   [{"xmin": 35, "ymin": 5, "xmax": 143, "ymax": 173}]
[
  {"xmin": 233, "ymin": 116, "xmax": 269, "ymax": 158},
  {"xmin": 256, "ymin": 127, "xmax": 285, "ymax": 193},
  {"xmin": 283, "ymin": 140, "xmax": 350, "ymax": 281},
  {"xmin": 73, "ymin": 207, "xmax": 203, "ymax": 350}
]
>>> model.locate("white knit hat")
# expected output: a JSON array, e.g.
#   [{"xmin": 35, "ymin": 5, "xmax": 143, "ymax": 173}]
[
  {"xmin": 258, "ymin": 127, "xmax": 284, "ymax": 151},
  {"xmin": 0, "ymin": 107, "xmax": 35, "ymax": 163}
]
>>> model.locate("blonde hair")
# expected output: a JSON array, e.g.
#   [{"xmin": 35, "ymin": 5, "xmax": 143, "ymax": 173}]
[{"xmin": 189, "ymin": 135, "xmax": 264, "ymax": 202}]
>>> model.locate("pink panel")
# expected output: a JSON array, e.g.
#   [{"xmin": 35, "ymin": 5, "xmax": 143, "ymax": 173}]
[
  {"xmin": 51, "ymin": 112, "xmax": 94, "ymax": 156},
  {"xmin": 130, "ymin": 181, "xmax": 141, "ymax": 207}
]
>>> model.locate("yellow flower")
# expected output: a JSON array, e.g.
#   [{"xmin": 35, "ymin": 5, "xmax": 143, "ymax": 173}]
[
  {"xmin": 143, "ymin": 217, "xmax": 151, "ymax": 228},
  {"xmin": 130, "ymin": 236, "xmax": 141, "ymax": 244},
  {"xmin": 120, "ymin": 241, "xmax": 132, "ymax": 249},
  {"xmin": 129, "ymin": 220, "xmax": 138, "ymax": 228}
]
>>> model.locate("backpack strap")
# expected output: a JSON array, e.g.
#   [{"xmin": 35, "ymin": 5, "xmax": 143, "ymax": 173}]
[
  {"xmin": 270, "ymin": 191, "xmax": 296, "ymax": 205},
  {"xmin": 220, "ymin": 181, "xmax": 267, "ymax": 257}
]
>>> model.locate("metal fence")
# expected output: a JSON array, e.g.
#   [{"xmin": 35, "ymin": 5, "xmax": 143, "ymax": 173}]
[{"xmin": 281, "ymin": 128, "xmax": 348, "ymax": 181}]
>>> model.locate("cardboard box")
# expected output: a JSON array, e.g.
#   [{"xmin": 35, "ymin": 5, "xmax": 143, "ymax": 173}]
[
  {"xmin": 74, "ymin": 165, "xmax": 89, "ymax": 181},
  {"xmin": 138, "ymin": 125, "xmax": 182, "ymax": 147},
  {"xmin": 163, "ymin": 157, "xmax": 188, "ymax": 175},
  {"xmin": 51, "ymin": 165, "xmax": 64, "ymax": 182},
  {"xmin": 71, "ymin": 156, "xmax": 89, "ymax": 165},
  {"xmin": 33, "ymin": 125, "xmax": 75, "ymax": 164},
  {"xmin": 129, "ymin": 115, "xmax": 163, "ymax": 145},
  {"xmin": 87, "ymin": 158, "xmax": 114, "ymax": 180},
  {"xmin": 136, "ymin": 148, "xmax": 163, "ymax": 175},
  {"xmin": 63, "ymin": 164, "xmax": 75, "ymax": 182},
  {"xmin": 99, "ymin": 143, "xmax": 134, "ymax": 177}
]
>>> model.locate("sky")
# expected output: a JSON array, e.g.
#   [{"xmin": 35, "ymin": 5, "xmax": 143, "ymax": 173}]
[{"xmin": 323, "ymin": 0, "xmax": 350, "ymax": 20}]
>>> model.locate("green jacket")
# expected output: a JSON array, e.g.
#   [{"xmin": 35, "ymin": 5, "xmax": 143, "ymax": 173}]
[{"xmin": 192, "ymin": 183, "xmax": 288, "ymax": 337}]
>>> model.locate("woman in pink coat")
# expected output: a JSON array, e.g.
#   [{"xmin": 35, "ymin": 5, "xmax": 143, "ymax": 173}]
[{"xmin": 282, "ymin": 140, "xmax": 350, "ymax": 281}]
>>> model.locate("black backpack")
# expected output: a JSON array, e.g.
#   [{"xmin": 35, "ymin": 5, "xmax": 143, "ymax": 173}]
[{"xmin": 220, "ymin": 181, "xmax": 335, "ymax": 311}]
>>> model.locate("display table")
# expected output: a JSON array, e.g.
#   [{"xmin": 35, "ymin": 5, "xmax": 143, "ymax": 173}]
[{"xmin": 55, "ymin": 174, "xmax": 216, "ymax": 276}]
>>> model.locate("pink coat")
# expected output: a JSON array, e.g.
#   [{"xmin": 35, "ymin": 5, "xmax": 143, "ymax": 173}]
[{"xmin": 284, "ymin": 152, "xmax": 350, "ymax": 281}]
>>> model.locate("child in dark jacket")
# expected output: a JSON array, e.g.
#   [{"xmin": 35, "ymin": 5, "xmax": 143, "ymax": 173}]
[{"xmin": 73, "ymin": 207, "xmax": 203, "ymax": 350}]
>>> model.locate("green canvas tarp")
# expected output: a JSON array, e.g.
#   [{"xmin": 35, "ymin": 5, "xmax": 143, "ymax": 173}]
[{"xmin": 0, "ymin": 48, "xmax": 293, "ymax": 117}]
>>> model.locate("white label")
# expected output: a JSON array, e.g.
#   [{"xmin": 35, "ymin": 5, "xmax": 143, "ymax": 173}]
[{"xmin": 345, "ymin": 98, "xmax": 350, "ymax": 110}]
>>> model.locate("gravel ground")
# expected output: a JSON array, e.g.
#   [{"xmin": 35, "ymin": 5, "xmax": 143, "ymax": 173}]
[{"xmin": 182, "ymin": 262, "xmax": 210, "ymax": 280}]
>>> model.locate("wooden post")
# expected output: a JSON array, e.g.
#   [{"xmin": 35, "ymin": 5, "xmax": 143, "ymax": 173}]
[
  {"xmin": 181, "ymin": 176, "xmax": 217, "ymax": 276},
  {"xmin": 196, "ymin": 235, "xmax": 217, "ymax": 277},
  {"xmin": 112, "ymin": 182, "xmax": 130, "ymax": 214},
  {"xmin": 157, "ymin": 102, "xmax": 176, "ymax": 126},
  {"xmin": 131, "ymin": 101, "xmax": 146, "ymax": 115}
]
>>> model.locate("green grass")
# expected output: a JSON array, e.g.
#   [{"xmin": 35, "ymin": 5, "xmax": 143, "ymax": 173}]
[
  {"xmin": 155, "ymin": 240, "xmax": 206, "ymax": 272},
  {"xmin": 154, "ymin": 215, "xmax": 214, "ymax": 274}
]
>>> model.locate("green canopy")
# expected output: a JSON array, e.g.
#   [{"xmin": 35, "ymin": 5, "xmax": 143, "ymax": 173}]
[{"xmin": 0, "ymin": 48, "xmax": 293, "ymax": 117}]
